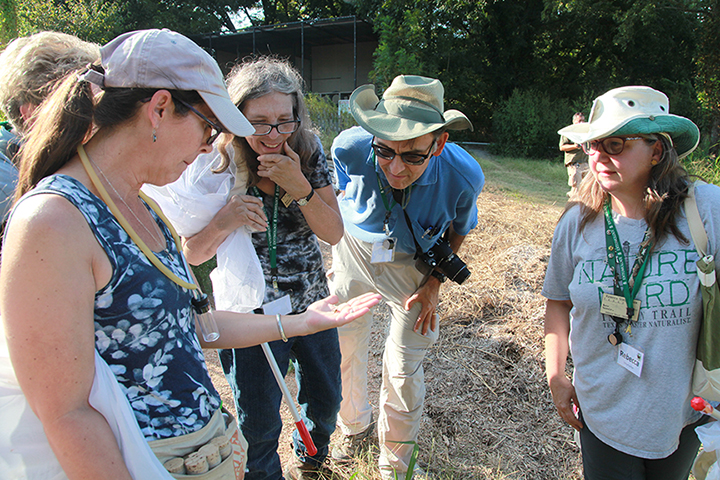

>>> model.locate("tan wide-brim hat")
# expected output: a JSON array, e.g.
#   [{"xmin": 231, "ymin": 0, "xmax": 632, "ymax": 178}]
[
  {"xmin": 558, "ymin": 85, "xmax": 700, "ymax": 159},
  {"xmin": 100, "ymin": 29, "xmax": 255, "ymax": 138},
  {"xmin": 350, "ymin": 75, "xmax": 472, "ymax": 141}
]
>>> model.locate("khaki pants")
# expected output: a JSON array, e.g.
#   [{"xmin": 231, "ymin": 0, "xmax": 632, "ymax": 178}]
[
  {"xmin": 330, "ymin": 233, "xmax": 438, "ymax": 477},
  {"xmin": 567, "ymin": 162, "xmax": 590, "ymax": 198}
]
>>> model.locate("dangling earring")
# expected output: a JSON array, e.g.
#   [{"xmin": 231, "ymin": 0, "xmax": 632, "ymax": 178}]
[{"xmin": 152, "ymin": 129, "xmax": 157, "ymax": 143}]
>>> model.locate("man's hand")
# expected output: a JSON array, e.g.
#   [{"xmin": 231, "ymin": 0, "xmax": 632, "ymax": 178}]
[{"xmin": 405, "ymin": 276, "xmax": 441, "ymax": 335}]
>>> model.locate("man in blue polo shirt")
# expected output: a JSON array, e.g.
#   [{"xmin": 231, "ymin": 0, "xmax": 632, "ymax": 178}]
[{"xmin": 329, "ymin": 75, "xmax": 484, "ymax": 479}]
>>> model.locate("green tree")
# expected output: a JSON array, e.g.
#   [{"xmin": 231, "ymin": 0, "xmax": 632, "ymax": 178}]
[
  {"xmin": 696, "ymin": 0, "xmax": 719, "ymax": 157},
  {"xmin": 0, "ymin": 0, "xmax": 19, "ymax": 45},
  {"xmin": 14, "ymin": 0, "xmax": 122, "ymax": 43},
  {"xmin": 116, "ymin": 0, "xmax": 249, "ymax": 33}
]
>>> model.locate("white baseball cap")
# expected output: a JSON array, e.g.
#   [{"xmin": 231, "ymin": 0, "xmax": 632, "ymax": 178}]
[{"xmin": 99, "ymin": 29, "xmax": 255, "ymax": 137}]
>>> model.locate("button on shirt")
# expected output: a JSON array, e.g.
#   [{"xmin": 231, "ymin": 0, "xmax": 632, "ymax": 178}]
[{"xmin": 332, "ymin": 126, "xmax": 484, "ymax": 255}]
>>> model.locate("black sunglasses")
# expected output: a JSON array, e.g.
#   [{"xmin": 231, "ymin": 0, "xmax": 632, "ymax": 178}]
[
  {"xmin": 172, "ymin": 96, "xmax": 225, "ymax": 145},
  {"xmin": 372, "ymin": 141, "xmax": 436, "ymax": 166}
]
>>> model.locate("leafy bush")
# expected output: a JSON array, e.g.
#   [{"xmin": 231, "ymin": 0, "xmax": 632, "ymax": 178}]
[
  {"xmin": 683, "ymin": 136, "xmax": 720, "ymax": 186},
  {"xmin": 305, "ymin": 93, "xmax": 356, "ymax": 155},
  {"xmin": 491, "ymin": 89, "xmax": 573, "ymax": 159}
]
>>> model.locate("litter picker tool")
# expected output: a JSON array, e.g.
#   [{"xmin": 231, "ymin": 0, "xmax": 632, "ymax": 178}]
[{"xmin": 261, "ymin": 342, "xmax": 317, "ymax": 456}]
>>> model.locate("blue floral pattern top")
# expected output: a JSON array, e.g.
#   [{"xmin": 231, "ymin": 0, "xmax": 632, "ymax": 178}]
[{"xmin": 26, "ymin": 175, "xmax": 221, "ymax": 440}]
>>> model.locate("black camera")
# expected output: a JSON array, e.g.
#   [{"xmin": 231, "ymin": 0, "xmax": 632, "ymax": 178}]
[{"xmin": 415, "ymin": 238, "xmax": 470, "ymax": 284}]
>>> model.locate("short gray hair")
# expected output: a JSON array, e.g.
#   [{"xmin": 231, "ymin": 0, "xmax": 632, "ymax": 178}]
[{"xmin": 0, "ymin": 31, "xmax": 99, "ymax": 132}]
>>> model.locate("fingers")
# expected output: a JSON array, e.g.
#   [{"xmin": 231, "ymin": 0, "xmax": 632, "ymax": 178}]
[
  {"xmin": 413, "ymin": 310, "xmax": 436, "ymax": 335},
  {"xmin": 404, "ymin": 294, "xmax": 418, "ymax": 312},
  {"xmin": 228, "ymin": 195, "xmax": 267, "ymax": 229},
  {"xmin": 330, "ymin": 293, "xmax": 382, "ymax": 317},
  {"xmin": 549, "ymin": 378, "xmax": 583, "ymax": 431},
  {"xmin": 283, "ymin": 142, "xmax": 300, "ymax": 161}
]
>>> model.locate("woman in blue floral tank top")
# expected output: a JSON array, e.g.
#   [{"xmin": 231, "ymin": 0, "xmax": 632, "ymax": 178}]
[{"xmin": 0, "ymin": 29, "xmax": 379, "ymax": 480}]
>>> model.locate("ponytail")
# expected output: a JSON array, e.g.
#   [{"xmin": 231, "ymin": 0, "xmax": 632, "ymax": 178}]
[
  {"xmin": 15, "ymin": 65, "xmax": 204, "ymax": 202},
  {"xmin": 15, "ymin": 67, "xmax": 94, "ymax": 201}
]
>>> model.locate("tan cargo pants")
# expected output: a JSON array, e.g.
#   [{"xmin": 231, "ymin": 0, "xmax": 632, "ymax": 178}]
[{"xmin": 330, "ymin": 233, "xmax": 439, "ymax": 477}]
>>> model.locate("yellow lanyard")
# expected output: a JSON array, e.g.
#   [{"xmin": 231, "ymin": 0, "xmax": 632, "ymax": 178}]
[{"xmin": 77, "ymin": 145, "xmax": 197, "ymax": 291}]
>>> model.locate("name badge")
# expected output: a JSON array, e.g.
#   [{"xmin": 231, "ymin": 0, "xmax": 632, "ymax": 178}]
[
  {"xmin": 281, "ymin": 192, "xmax": 294, "ymax": 208},
  {"xmin": 617, "ymin": 343, "xmax": 644, "ymax": 377},
  {"xmin": 262, "ymin": 294, "xmax": 293, "ymax": 316},
  {"xmin": 600, "ymin": 293, "xmax": 640, "ymax": 321},
  {"xmin": 371, "ymin": 238, "xmax": 396, "ymax": 263}
]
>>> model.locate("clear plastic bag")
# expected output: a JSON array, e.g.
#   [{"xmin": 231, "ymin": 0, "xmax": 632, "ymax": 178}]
[
  {"xmin": 695, "ymin": 421, "xmax": 720, "ymax": 480},
  {"xmin": 143, "ymin": 149, "xmax": 265, "ymax": 313}
]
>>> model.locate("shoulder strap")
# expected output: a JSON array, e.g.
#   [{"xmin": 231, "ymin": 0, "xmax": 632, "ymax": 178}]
[{"xmin": 684, "ymin": 180, "xmax": 708, "ymax": 257}]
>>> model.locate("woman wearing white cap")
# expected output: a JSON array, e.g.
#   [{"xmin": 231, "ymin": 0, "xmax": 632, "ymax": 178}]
[
  {"xmin": 543, "ymin": 85, "xmax": 719, "ymax": 479},
  {"xmin": 0, "ymin": 29, "xmax": 378, "ymax": 480}
]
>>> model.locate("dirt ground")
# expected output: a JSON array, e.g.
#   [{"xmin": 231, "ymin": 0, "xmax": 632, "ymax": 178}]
[{"xmin": 203, "ymin": 157, "xmax": 583, "ymax": 479}]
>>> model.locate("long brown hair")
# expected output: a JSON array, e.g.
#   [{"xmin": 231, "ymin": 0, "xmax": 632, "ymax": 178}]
[
  {"xmin": 568, "ymin": 135, "xmax": 692, "ymax": 245},
  {"xmin": 16, "ymin": 65, "xmax": 202, "ymax": 201},
  {"xmin": 213, "ymin": 56, "xmax": 320, "ymax": 186}
]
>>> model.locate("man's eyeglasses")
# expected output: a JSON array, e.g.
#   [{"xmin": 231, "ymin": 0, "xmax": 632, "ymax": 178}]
[
  {"xmin": 173, "ymin": 97, "xmax": 225, "ymax": 145},
  {"xmin": 372, "ymin": 141, "xmax": 436, "ymax": 166},
  {"xmin": 251, "ymin": 120, "xmax": 301, "ymax": 136},
  {"xmin": 582, "ymin": 136, "xmax": 645, "ymax": 156}
]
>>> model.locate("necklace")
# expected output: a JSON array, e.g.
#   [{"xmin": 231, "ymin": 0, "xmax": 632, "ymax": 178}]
[
  {"xmin": 87, "ymin": 155, "xmax": 171, "ymax": 260},
  {"xmin": 78, "ymin": 145, "xmax": 192, "ymax": 289}
]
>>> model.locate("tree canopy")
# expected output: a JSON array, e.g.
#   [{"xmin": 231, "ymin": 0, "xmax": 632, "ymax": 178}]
[{"xmin": 1, "ymin": 0, "xmax": 717, "ymax": 157}]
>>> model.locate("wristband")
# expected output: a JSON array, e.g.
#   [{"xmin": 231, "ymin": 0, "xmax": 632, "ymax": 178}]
[
  {"xmin": 430, "ymin": 269, "xmax": 447, "ymax": 283},
  {"xmin": 276, "ymin": 314, "xmax": 288, "ymax": 342}
]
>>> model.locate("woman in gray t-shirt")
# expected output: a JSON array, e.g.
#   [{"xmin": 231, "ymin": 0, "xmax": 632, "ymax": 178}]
[{"xmin": 543, "ymin": 86, "xmax": 717, "ymax": 480}]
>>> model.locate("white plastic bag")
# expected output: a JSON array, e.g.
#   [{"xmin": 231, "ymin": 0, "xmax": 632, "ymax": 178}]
[
  {"xmin": 143, "ymin": 148, "xmax": 265, "ymax": 313},
  {"xmin": 0, "ymin": 321, "xmax": 172, "ymax": 479},
  {"xmin": 695, "ymin": 421, "xmax": 720, "ymax": 480}
]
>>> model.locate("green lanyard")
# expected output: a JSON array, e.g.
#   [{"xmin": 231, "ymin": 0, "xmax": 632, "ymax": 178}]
[
  {"xmin": 252, "ymin": 184, "xmax": 280, "ymax": 290},
  {"xmin": 603, "ymin": 201, "xmax": 653, "ymax": 319},
  {"xmin": 373, "ymin": 151, "xmax": 412, "ymax": 235}
]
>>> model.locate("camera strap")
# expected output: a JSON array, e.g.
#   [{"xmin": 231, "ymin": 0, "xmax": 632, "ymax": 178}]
[{"xmin": 391, "ymin": 188, "xmax": 424, "ymax": 260}]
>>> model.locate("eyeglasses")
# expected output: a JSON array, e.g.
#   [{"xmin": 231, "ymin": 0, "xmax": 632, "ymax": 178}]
[
  {"xmin": 372, "ymin": 141, "xmax": 437, "ymax": 166},
  {"xmin": 582, "ymin": 136, "xmax": 645, "ymax": 156},
  {"xmin": 251, "ymin": 120, "xmax": 300, "ymax": 136},
  {"xmin": 172, "ymin": 97, "xmax": 225, "ymax": 145}
]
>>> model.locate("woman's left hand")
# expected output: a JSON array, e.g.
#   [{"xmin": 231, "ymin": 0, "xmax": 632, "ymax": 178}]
[
  {"xmin": 257, "ymin": 143, "xmax": 312, "ymax": 200},
  {"xmin": 303, "ymin": 293, "xmax": 382, "ymax": 333}
]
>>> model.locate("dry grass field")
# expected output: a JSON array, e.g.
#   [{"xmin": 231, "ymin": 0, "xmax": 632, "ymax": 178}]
[{"xmin": 204, "ymin": 150, "xmax": 583, "ymax": 479}]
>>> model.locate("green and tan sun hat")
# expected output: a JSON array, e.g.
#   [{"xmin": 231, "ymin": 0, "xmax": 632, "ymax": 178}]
[
  {"xmin": 349, "ymin": 75, "xmax": 473, "ymax": 141},
  {"xmin": 558, "ymin": 85, "xmax": 700, "ymax": 159}
]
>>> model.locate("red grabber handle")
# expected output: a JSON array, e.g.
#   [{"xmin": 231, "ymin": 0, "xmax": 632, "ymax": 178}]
[
  {"xmin": 691, "ymin": 396, "xmax": 720, "ymax": 421},
  {"xmin": 295, "ymin": 420, "xmax": 317, "ymax": 456}
]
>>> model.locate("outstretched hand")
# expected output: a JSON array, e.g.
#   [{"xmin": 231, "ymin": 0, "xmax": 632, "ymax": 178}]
[{"xmin": 304, "ymin": 292, "xmax": 381, "ymax": 333}]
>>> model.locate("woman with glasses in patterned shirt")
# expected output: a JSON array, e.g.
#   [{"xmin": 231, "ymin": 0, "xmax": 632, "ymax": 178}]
[{"xmin": 157, "ymin": 56, "xmax": 344, "ymax": 480}]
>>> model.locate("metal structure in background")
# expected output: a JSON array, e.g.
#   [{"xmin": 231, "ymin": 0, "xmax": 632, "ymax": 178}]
[{"xmin": 188, "ymin": 16, "xmax": 377, "ymax": 97}]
